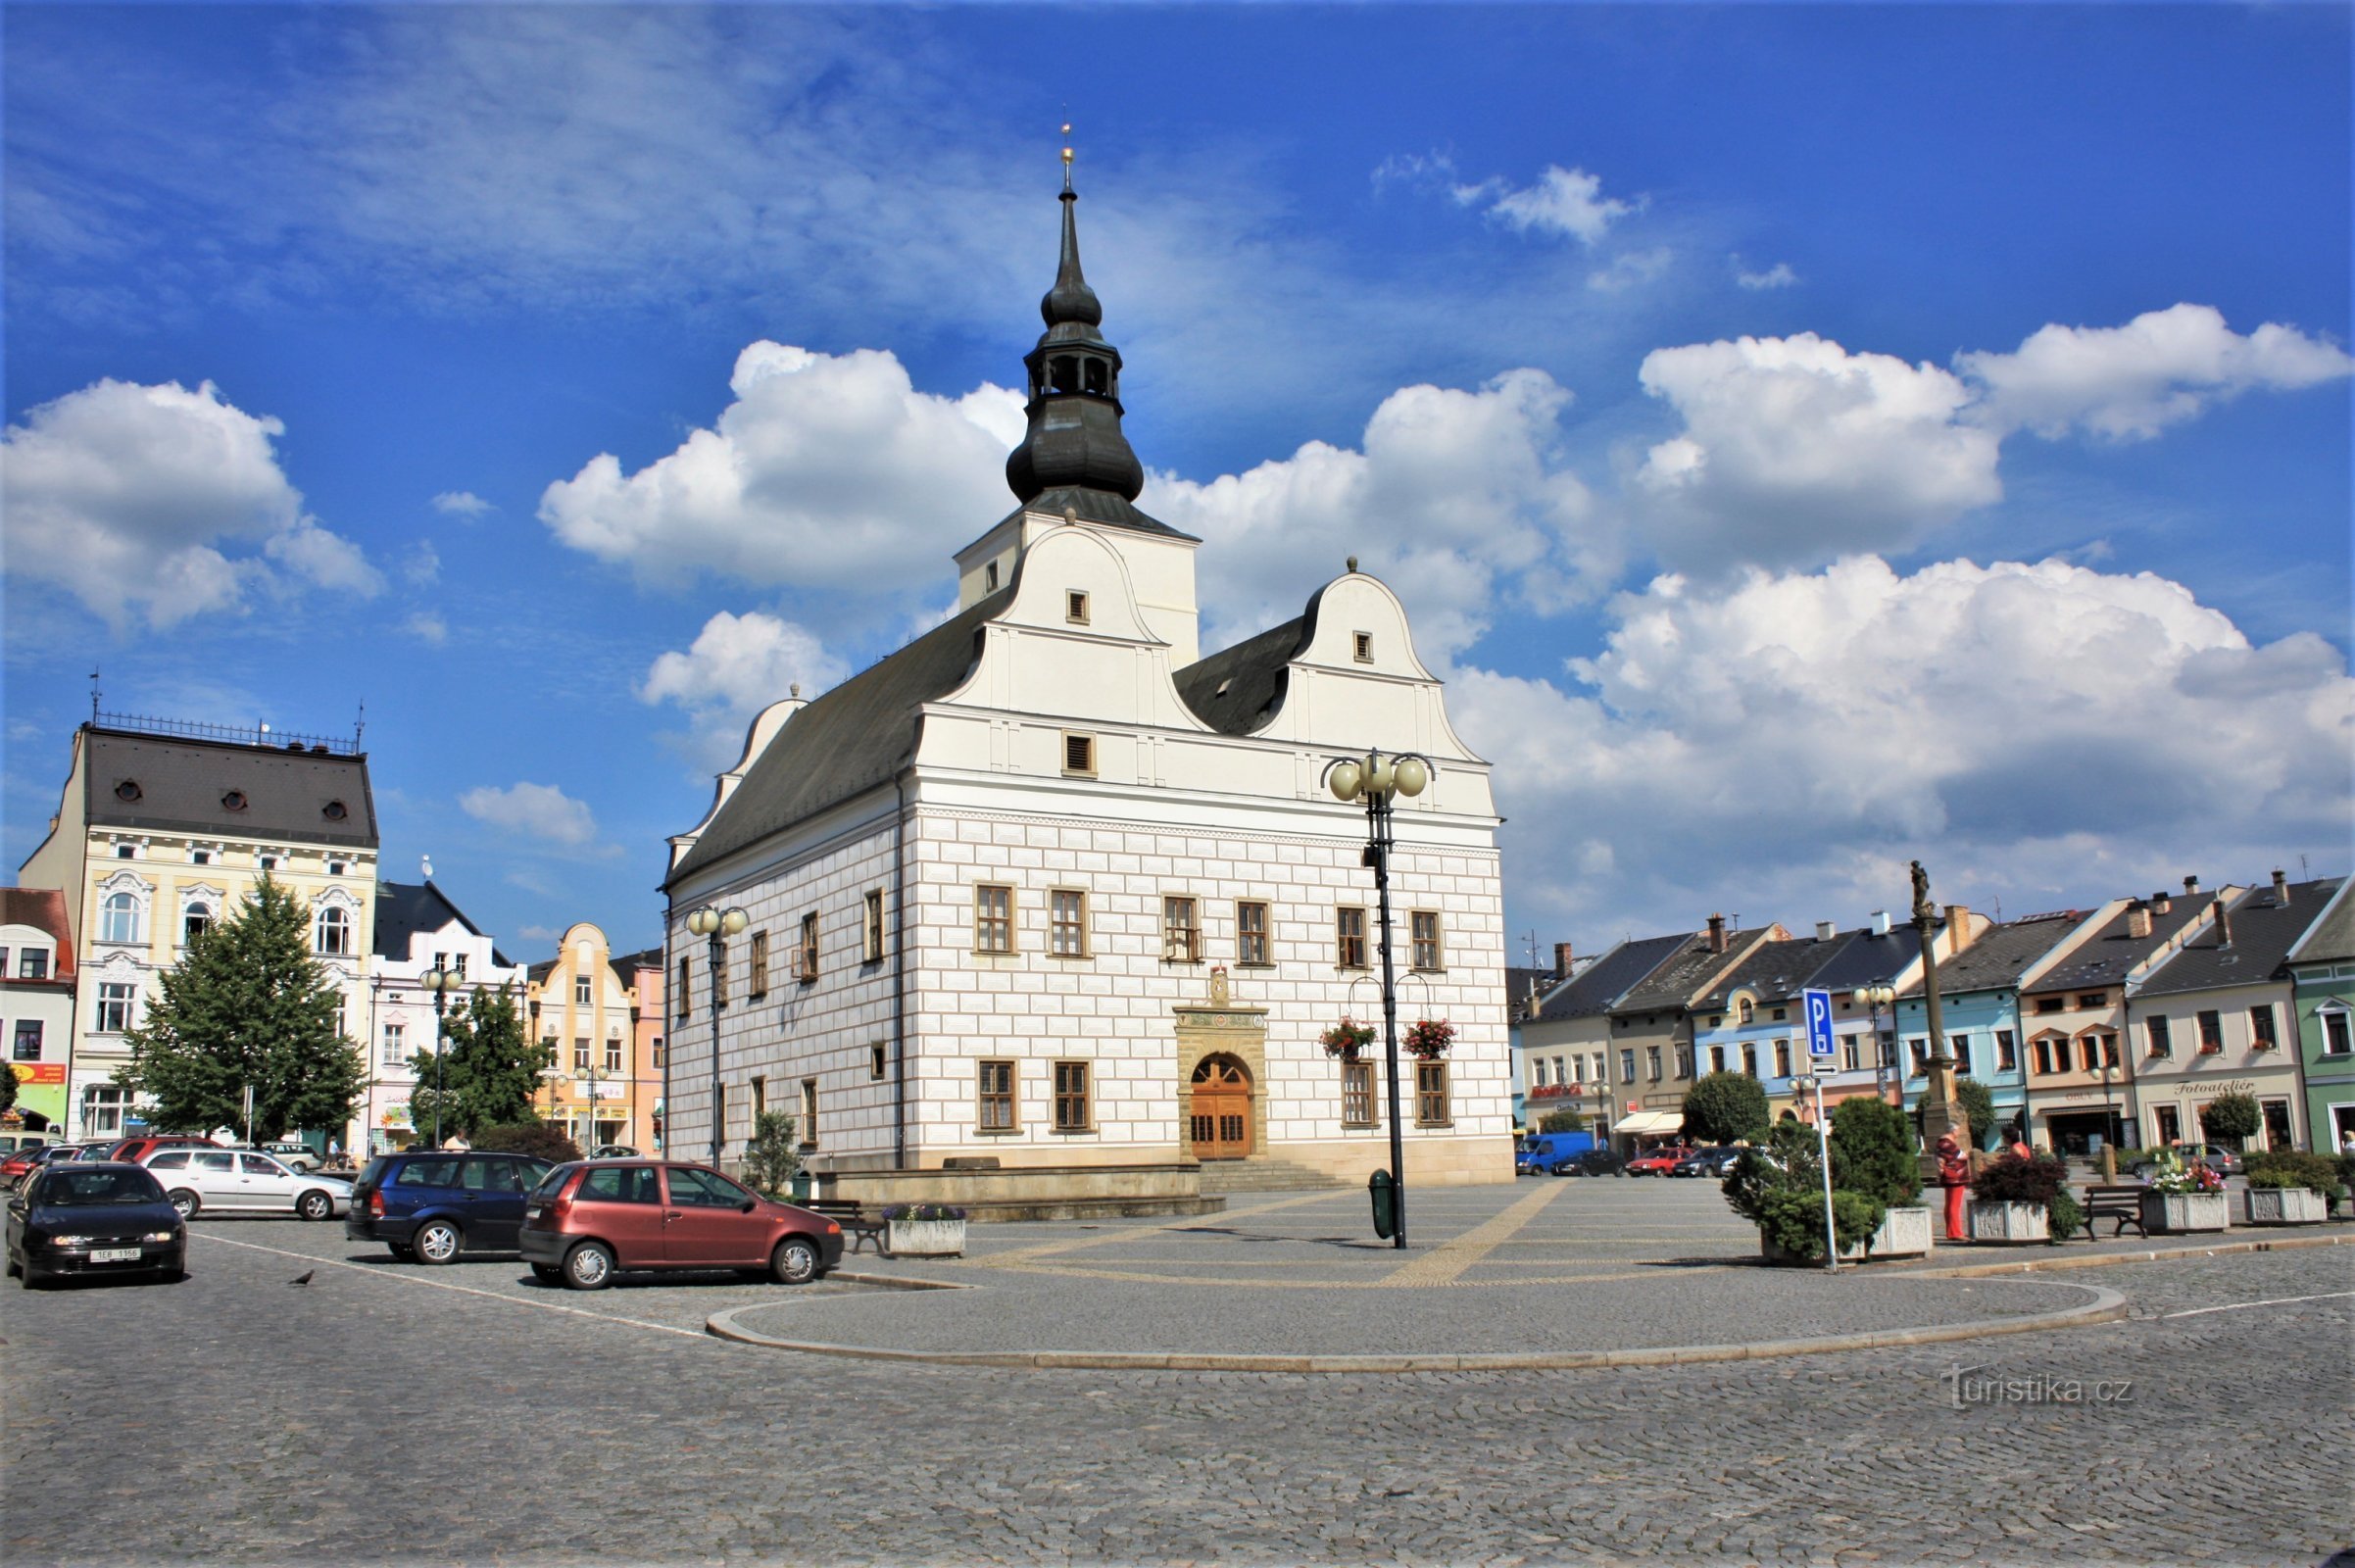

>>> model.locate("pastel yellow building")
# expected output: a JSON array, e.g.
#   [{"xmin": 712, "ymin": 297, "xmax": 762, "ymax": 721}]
[
  {"xmin": 17, "ymin": 716, "xmax": 378, "ymax": 1141},
  {"xmin": 522, "ymin": 923, "xmax": 665, "ymax": 1153}
]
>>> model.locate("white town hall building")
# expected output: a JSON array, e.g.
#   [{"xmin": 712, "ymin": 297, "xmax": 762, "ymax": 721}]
[{"xmin": 662, "ymin": 168, "xmax": 1509, "ymax": 1205}]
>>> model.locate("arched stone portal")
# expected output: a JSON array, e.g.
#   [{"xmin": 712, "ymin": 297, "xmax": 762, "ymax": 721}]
[
  {"xmin": 1174, "ymin": 978, "xmax": 1267, "ymax": 1163},
  {"xmin": 1188, "ymin": 1054, "xmax": 1254, "ymax": 1160}
]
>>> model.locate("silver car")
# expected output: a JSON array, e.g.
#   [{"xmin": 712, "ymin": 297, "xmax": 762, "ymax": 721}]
[{"xmin": 140, "ymin": 1148, "xmax": 352, "ymax": 1221}]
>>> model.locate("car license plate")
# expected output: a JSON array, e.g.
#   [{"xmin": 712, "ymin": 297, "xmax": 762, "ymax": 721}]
[{"xmin": 89, "ymin": 1247, "xmax": 141, "ymax": 1262}]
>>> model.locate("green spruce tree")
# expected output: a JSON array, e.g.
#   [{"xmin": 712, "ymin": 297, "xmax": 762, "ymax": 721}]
[
  {"xmin": 403, "ymin": 984, "xmax": 556, "ymax": 1143},
  {"xmin": 117, "ymin": 875, "xmax": 366, "ymax": 1139},
  {"xmin": 0, "ymin": 1061, "xmax": 18, "ymax": 1118}
]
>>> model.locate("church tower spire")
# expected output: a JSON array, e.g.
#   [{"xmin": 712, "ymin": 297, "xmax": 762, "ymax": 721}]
[{"xmin": 1005, "ymin": 133, "xmax": 1146, "ymax": 507}]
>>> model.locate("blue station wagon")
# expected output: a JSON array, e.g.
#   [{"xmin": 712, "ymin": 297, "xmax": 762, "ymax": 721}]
[{"xmin": 346, "ymin": 1152, "xmax": 554, "ymax": 1263}]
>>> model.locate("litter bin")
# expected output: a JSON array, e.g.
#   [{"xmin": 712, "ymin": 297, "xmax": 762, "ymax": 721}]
[
  {"xmin": 1368, "ymin": 1168, "xmax": 1397, "ymax": 1240},
  {"xmin": 790, "ymin": 1169, "xmax": 813, "ymax": 1201}
]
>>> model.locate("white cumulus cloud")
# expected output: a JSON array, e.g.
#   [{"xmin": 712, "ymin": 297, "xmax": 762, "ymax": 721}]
[
  {"xmin": 1735, "ymin": 260, "xmax": 1798, "ymax": 291},
  {"xmin": 540, "ymin": 342, "xmax": 1024, "ymax": 594},
  {"xmin": 1450, "ymin": 555, "xmax": 2354, "ymax": 940},
  {"xmin": 430, "ymin": 490, "xmax": 493, "ymax": 517},
  {"xmin": 640, "ymin": 609, "xmax": 848, "ymax": 767},
  {"xmin": 1960, "ymin": 302, "xmax": 2353, "ymax": 441},
  {"xmin": 459, "ymin": 781, "xmax": 599, "ymax": 847},
  {"xmin": 1, "ymin": 377, "xmax": 378, "ymax": 628},
  {"xmin": 1146, "ymin": 369, "xmax": 1605, "ymax": 659},
  {"xmin": 1477, "ymin": 165, "xmax": 1641, "ymax": 246}
]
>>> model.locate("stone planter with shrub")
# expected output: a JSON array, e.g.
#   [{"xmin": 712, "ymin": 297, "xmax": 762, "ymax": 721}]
[
  {"xmin": 883, "ymin": 1202, "xmax": 967, "ymax": 1257},
  {"xmin": 1968, "ymin": 1200, "xmax": 2051, "ymax": 1243},
  {"xmin": 1831, "ymin": 1097, "xmax": 1933, "ymax": 1259},
  {"xmin": 2139, "ymin": 1191, "xmax": 2230, "ymax": 1234},
  {"xmin": 2246, "ymin": 1186, "xmax": 2328, "ymax": 1225},
  {"xmin": 1967, "ymin": 1149, "xmax": 2074, "ymax": 1245},
  {"xmin": 2243, "ymin": 1151, "xmax": 2344, "ymax": 1224}
]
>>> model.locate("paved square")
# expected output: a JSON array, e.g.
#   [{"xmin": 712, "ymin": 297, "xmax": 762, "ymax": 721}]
[{"xmin": 4, "ymin": 1179, "xmax": 2348, "ymax": 1565}]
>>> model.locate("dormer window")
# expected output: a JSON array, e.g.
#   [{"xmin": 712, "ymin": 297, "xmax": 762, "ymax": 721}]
[
  {"xmin": 322, "ymin": 800, "xmax": 348, "ymax": 821},
  {"xmin": 1066, "ymin": 590, "xmax": 1090, "ymax": 624},
  {"xmin": 1353, "ymin": 632, "xmax": 1374, "ymax": 663},
  {"xmin": 985, "ymin": 562, "xmax": 1000, "ymax": 592},
  {"xmin": 115, "ymin": 779, "xmax": 142, "ymax": 802},
  {"xmin": 221, "ymin": 790, "xmax": 248, "ymax": 812}
]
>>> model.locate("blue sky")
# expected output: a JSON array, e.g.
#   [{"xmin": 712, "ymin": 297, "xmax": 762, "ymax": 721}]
[{"xmin": 6, "ymin": 4, "xmax": 2349, "ymax": 963}]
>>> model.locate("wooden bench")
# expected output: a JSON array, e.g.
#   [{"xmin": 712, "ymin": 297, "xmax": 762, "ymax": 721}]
[
  {"xmin": 804, "ymin": 1199, "xmax": 890, "ymax": 1257},
  {"xmin": 2080, "ymin": 1185, "xmax": 2148, "ymax": 1241}
]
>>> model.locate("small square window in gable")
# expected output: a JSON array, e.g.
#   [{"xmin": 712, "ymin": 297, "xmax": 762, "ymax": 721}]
[
  {"xmin": 1066, "ymin": 590, "xmax": 1091, "ymax": 624},
  {"xmin": 1063, "ymin": 732, "xmax": 1096, "ymax": 776},
  {"xmin": 1352, "ymin": 631, "xmax": 1374, "ymax": 663}
]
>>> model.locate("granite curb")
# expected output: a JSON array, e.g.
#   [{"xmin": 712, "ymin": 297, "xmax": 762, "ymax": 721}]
[
  {"xmin": 1900, "ymin": 1229, "xmax": 2354, "ymax": 1280},
  {"xmin": 704, "ymin": 1277, "xmax": 2128, "ymax": 1373}
]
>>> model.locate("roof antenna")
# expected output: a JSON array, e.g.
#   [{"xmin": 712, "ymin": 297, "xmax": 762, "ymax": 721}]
[
  {"xmin": 421, "ymin": 854, "xmax": 434, "ymax": 881},
  {"xmin": 90, "ymin": 666, "xmax": 102, "ymax": 724},
  {"xmin": 354, "ymin": 699, "xmax": 367, "ymax": 749}
]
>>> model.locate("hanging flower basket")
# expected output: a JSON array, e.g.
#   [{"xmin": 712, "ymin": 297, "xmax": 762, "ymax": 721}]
[
  {"xmin": 1402, "ymin": 1018, "xmax": 1455, "ymax": 1059},
  {"xmin": 1319, "ymin": 1018, "xmax": 1377, "ymax": 1060}
]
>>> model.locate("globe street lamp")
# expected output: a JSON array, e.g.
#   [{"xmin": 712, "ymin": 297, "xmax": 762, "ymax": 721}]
[
  {"xmin": 1855, "ymin": 984, "xmax": 1896, "ymax": 1103},
  {"xmin": 684, "ymin": 904, "xmax": 748, "ymax": 1167},
  {"xmin": 1323, "ymin": 747, "xmax": 1434, "ymax": 1250},
  {"xmin": 419, "ymin": 963, "xmax": 462, "ymax": 1150}
]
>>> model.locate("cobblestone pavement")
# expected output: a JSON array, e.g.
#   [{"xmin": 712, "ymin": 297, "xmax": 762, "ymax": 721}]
[{"xmin": 4, "ymin": 1187, "xmax": 2349, "ymax": 1567}]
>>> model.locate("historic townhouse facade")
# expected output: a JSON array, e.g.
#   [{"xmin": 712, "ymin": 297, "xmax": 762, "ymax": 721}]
[
  {"xmin": 359, "ymin": 879, "xmax": 526, "ymax": 1156},
  {"xmin": 17, "ymin": 719, "xmax": 379, "ymax": 1141},
  {"xmin": 1518, "ymin": 933, "xmax": 1692, "ymax": 1141},
  {"xmin": 1599, "ymin": 918, "xmax": 1784, "ymax": 1141},
  {"xmin": 0, "ymin": 889, "xmax": 78, "ymax": 1133},
  {"xmin": 1889, "ymin": 910, "xmax": 2087, "ymax": 1146},
  {"xmin": 2128, "ymin": 873, "xmax": 2342, "ymax": 1155},
  {"xmin": 523, "ymin": 925, "xmax": 664, "ymax": 1155},
  {"xmin": 2287, "ymin": 878, "xmax": 2355, "ymax": 1152},
  {"xmin": 660, "ymin": 173, "xmax": 1507, "ymax": 1196}
]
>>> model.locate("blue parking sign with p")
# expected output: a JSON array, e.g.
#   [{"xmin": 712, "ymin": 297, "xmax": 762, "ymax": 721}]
[{"xmin": 1802, "ymin": 988, "xmax": 1837, "ymax": 1058}]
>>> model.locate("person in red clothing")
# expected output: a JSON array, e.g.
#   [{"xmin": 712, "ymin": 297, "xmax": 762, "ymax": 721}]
[{"xmin": 1936, "ymin": 1132, "xmax": 1972, "ymax": 1241}]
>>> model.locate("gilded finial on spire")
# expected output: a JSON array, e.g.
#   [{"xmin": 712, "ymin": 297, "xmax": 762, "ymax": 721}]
[{"xmin": 1060, "ymin": 121, "xmax": 1073, "ymax": 192}]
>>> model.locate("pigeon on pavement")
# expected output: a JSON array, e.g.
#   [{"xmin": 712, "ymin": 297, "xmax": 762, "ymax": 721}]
[{"xmin": 289, "ymin": 1270, "xmax": 315, "ymax": 1286}]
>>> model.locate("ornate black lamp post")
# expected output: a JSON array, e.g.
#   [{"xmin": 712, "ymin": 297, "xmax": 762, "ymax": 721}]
[
  {"xmin": 1855, "ymin": 983, "xmax": 1895, "ymax": 1102},
  {"xmin": 683, "ymin": 904, "xmax": 747, "ymax": 1166},
  {"xmin": 1323, "ymin": 747, "xmax": 1434, "ymax": 1250},
  {"xmin": 420, "ymin": 963, "xmax": 461, "ymax": 1150}
]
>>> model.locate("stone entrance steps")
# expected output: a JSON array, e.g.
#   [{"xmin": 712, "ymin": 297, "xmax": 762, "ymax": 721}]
[{"xmin": 1195, "ymin": 1157, "xmax": 1351, "ymax": 1195}]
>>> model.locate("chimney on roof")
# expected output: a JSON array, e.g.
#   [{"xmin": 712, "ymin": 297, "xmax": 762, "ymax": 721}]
[
  {"xmin": 2151, "ymin": 890, "xmax": 2172, "ymax": 914},
  {"xmin": 1705, "ymin": 913, "xmax": 1727, "ymax": 954},
  {"xmin": 1553, "ymin": 942, "xmax": 1576, "ymax": 977},
  {"xmin": 2125, "ymin": 900, "xmax": 2152, "ymax": 940},
  {"xmin": 2183, "ymin": 874, "xmax": 2201, "ymax": 897},
  {"xmin": 2212, "ymin": 897, "xmax": 2232, "ymax": 949},
  {"xmin": 1869, "ymin": 909, "xmax": 1891, "ymax": 937},
  {"xmin": 1815, "ymin": 920, "xmax": 1837, "ymax": 942},
  {"xmin": 1944, "ymin": 906, "xmax": 1973, "ymax": 954},
  {"xmin": 2273, "ymin": 867, "xmax": 2289, "ymax": 905}
]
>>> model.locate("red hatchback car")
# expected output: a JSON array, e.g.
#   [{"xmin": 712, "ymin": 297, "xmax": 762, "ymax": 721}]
[
  {"xmin": 1625, "ymin": 1145, "xmax": 1694, "ymax": 1176},
  {"xmin": 519, "ymin": 1161, "xmax": 843, "ymax": 1291}
]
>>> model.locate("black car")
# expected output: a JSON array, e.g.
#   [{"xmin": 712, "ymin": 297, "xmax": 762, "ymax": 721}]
[
  {"xmin": 346, "ymin": 1151, "xmax": 556, "ymax": 1263},
  {"xmin": 1671, "ymin": 1147, "xmax": 1742, "ymax": 1178},
  {"xmin": 1549, "ymin": 1149, "xmax": 1628, "ymax": 1177},
  {"xmin": 6, "ymin": 1162, "xmax": 187, "ymax": 1288}
]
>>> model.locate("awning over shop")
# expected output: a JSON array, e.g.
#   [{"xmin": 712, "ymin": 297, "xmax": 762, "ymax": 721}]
[{"xmin": 1613, "ymin": 1110, "xmax": 1684, "ymax": 1136}]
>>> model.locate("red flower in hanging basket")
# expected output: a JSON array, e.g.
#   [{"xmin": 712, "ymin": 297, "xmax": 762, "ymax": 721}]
[
  {"xmin": 1319, "ymin": 1017, "xmax": 1377, "ymax": 1059},
  {"xmin": 1402, "ymin": 1017, "xmax": 1455, "ymax": 1058}
]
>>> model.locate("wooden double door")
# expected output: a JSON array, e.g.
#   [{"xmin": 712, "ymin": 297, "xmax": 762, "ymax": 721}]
[{"xmin": 1190, "ymin": 1056, "xmax": 1253, "ymax": 1160}]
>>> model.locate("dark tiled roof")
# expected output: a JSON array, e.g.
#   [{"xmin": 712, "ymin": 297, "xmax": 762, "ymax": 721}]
[
  {"xmin": 1694, "ymin": 934, "xmax": 1849, "ymax": 1009},
  {"xmin": 1173, "ymin": 615, "xmax": 1306, "ymax": 736},
  {"xmin": 2137, "ymin": 878, "xmax": 2345, "ymax": 998},
  {"xmin": 2288, "ymin": 878, "xmax": 2355, "ymax": 967},
  {"xmin": 374, "ymin": 881, "xmax": 510, "ymax": 969},
  {"xmin": 1536, "ymin": 934, "xmax": 1693, "ymax": 1021},
  {"xmin": 1805, "ymin": 926, "xmax": 1927, "ymax": 994},
  {"xmin": 83, "ymin": 727, "xmax": 377, "ymax": 848},
  {"xmin": 1505, "ymin": 965, "xmax": 1557, "ymax": 1020},
  {"xmin": 1612, "ymin": 929, "xmax": 1775, "ymax": 1013},
  {"xmin": 611, "ymin": 946, "xmax": 664, "ymax": 989},
  {"xmin": 0, "ymin": 888, "xmax": 75, "ymax": 975},
  {"xmin": 666, "ymin": 588, "xmax": 1012, "ymax": 885},
  {"xmin": 1894, "ymin": 916, "xmax": 2078, "ymax": 999},
  {"xmin": 2029, "ymin": 895, "xmax": 2215, "ymax": 994},
  {"xmin": 990, "ymin": 486, "xmax": 1198, "ymax": 543}
]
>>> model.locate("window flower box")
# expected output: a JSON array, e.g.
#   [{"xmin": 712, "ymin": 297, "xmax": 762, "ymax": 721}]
[
  {"xmin": 2139, "ymin": 1191, "xmax": 2230, "ymax": 1234},
  {"xmin": 882, "ymin": 1202, "xmax": 966, "ymax": 1257},
  {"xmin": 2245, "ymin": 1187, "xmax": 2326, "ymax": 1225}
]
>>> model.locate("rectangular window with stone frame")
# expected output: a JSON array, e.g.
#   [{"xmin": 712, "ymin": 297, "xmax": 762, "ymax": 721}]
[
  {"xmin": 96, "ymin": 982, "xmax": 135, "ymax": 1034},
  {"xmin": 380, "ymin": 1022, "xmax": 405, "ymax": 1067},
  {"xmin": 1161, "ymin": 896, "xmax": 1200, "ymax": 962},
  {"xmin": 1409, "ymin": 910, "xmax": 1443, "ymax": 972},
  {"xmin": 863, "ymin": 890, "xmax": 886, "ymax": 962},
  {"xmin": 800, "ymin": 1080, "xmax": 818, "ymax": 1147},
  {"xmin": 1342, "ymin": 1060, "xmax": 1375, "ymax": 1127},
  {"xmin": 2145, "ymin": 1015, "xmax": 2172, "ymax": 1057},
  {"xmin": 748, "ymin": 931, "xmax": 769, "ymax": 1000},
  {"xmin": 1235, "ymin": 900, "xmax": 1270, "ymax": 966},
  {"xmin": 13, "ymin": 1020, "xmax": 43, "ymax": 1062},
  {"xmin": 675, "ymin": 957, "xmax": 690, "ymax": 1019},
  {"xmin": 1414, "ymin": 1060, "xmax": 1450, "ymax": 1126},
  {"xmin": 2250, "ymin": 1004, "xmax": 2279, "ymax": 1051},
  {"xmin": 1053, "ymin": 1060, "xmax": 1092, "ymax": 1132},
  {"xmin": 1336, "ymin": 906, "xmax": 1367, "ymax": 969},
  {"xmin": 1050, "ymin": 889, "xmax": 1089, "ymax": 957},
  {"xmin": 974, "ymin": 885, "xmax": 1014, "ymax": 955},
  {"xmin": 799, "ymin": 912, "xmax": 819, "ymax": 983},
  {"xmin": 977, "ymin": 1059, "xmax": 1016, "ymax": 1131}
]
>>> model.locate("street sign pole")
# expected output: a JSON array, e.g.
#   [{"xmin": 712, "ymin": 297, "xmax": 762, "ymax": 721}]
[{"xmin": 1799, "ymin": 990, "xmax": 1840, "ymax": 1272}]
